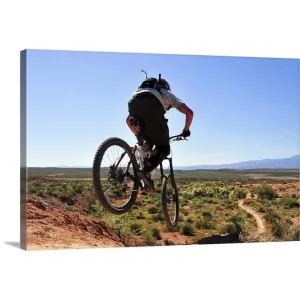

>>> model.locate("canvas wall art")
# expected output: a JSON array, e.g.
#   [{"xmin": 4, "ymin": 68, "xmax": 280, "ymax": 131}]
[{"xmin": 20, "ymin": 50, "xmax": 299, "ymax": 250}]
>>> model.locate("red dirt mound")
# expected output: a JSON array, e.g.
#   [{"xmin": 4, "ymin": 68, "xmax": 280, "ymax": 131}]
[{"xmin": 26, "ymin": 194, "xmax": 134, "ymax": 250}]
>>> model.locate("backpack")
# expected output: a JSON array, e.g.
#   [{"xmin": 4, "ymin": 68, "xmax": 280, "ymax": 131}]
[{"xmin": 138, "ymin": 77, "xmax": 159, "ymax": 89}]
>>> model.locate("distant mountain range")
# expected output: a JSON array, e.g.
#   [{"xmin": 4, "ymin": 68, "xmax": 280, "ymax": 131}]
[
  {"xmin": 39, "ymin": 154, "xmax": 300, "ymax": 171},
  {"xmin": 174, "ymin": 154, "xmax": 300, "ymax": 170}
]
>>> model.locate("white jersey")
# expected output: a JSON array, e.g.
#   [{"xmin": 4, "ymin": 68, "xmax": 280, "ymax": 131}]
[{"xmin": 132, "ymin": 87, "xmax": 184, "ymax": 112}]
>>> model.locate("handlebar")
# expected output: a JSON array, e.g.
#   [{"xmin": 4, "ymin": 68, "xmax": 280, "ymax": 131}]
[{"xmin": 169, "ymin": 134, "xmax": 188, "ymax": 142}]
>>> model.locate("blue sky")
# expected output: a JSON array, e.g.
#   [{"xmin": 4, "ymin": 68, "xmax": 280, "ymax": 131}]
[{"xmin": 25, "ymin": 50, "xmax": 299, "ymax": 167}]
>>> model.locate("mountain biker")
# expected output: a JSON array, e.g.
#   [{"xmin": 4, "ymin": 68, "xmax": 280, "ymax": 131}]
[{"xmin": 126, "ymin": 73, "xmax": 194, "ymax": 190}]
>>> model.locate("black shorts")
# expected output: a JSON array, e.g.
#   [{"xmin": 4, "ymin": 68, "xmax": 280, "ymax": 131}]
[{"xmin": 128, "ymin": 92, "xmax": 169, "ymax": 146}]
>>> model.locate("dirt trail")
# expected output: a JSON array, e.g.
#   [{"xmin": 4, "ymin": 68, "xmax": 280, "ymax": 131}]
[{"xmin": 238, "ymin": 199, "xmax": 265, "ymax": 234}]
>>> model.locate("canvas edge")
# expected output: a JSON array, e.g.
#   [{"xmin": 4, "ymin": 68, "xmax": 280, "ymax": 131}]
[{"xmin": 20, "ymin": 49, "xmax": 27, "ymax": 250}]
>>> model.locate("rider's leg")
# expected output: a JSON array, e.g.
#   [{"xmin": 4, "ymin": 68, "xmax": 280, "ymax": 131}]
[
  {"xmin": 128, "ymin": 93, "xmax": 168, "ymax": 189},
  {"xmin": 143, "ymin": 145, "xmax": 170, "ymax": 173}
]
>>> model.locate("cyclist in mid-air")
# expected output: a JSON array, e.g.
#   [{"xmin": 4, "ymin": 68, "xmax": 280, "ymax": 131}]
[{"xmin": 126, "ymin": 71, "xmax": 194, "ymax": 190}]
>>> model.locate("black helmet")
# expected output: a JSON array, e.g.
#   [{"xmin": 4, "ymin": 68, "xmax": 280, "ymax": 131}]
[{"xmin": 139, "ymin": 77, "xmax": 158, "ymax": 89}]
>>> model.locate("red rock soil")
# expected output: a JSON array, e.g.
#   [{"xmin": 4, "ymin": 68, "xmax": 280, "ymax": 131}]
[{"xmin": 26, "ymin": 194, "xmax": 145, "ymax": 250}]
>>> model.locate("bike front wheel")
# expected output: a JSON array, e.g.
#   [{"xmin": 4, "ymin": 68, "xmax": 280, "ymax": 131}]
[{"xmin": 161, "ymin": 174, "xmax": 179, "ymax": 230}]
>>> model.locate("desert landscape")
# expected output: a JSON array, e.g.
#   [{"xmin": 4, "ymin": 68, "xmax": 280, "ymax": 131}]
[{"xmin": 25, "ymin": 167, "xmax": 299, "ymax": 250}]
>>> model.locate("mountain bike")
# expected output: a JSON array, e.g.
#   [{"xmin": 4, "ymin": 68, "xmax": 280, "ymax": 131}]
[{"xmin": 92, "ymin": 120, "xmax": 187, "ymax": 230}]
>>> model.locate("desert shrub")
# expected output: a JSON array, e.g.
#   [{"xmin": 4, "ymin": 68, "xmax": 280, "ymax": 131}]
[
  {"xmin": 74, "ymin": 184, "xmax": 84, "ymax": 194},
  {"xmin": 46, "ymin": 186, "xmax": 56, "ymax": 196},
  {"xmin": 152, "ymin": 213, "xmax": 164, "ymax": 222},
  {"xmin": 192, "ymin": 185, "xmax": 215, "ymax": 198},
  {"xmin": 223, "ymin": 198, "xmax": 237, "ymax": 209},
  {"xmin": 206, "ymin": 198, "xmax": 215, "ymax": 204},
  {"xmin": 144, "ymin": 231, "xmax": 156, "ymax": 246},
  {"xmin": 86, "ymin": 196, "xmax": 97, "ymax": 213},
  {"xmin": 258, "ymin": 206, "xmax": 266, "ymax": 213},
  {"xmin": 184, "ymin": 192, "xmax": 194, "ymax": 200},
  {"xmin": 192, "ymin": 187, "xmax": 205, "ymax": 197},
  {"xmin": 195, "ymin": 219, "xmax": 215, "ymax": 230},
  {"xmin": 28, "ymin": 186, "xmax": 37, "ymax": 194},
  {"xmin": 59, "ymin": 192, "xmax": 76, "ymax": 205},
  {"xmin": 182, "ymin": 199, "xmax": 189, "ymax": 206},
  {"xmin": 150, "ymin": 227, "xmax": 161, "ymax": 240},
  {"xmin": 181, "ymin": 224, "xmax": 195, "ymax": 236},
  {"xmin": 219, "ymin": 187, "xmax": 230, "ymax": 199},
  {"xmin": 136, "ymin": 212, "xmax": 145, "ymax": 219},
  {"xmin": 129, "ymin": 223, "xmax": 143, "ymax": 235},
  {"xmin": 202, "ymin": 198, "xmax": 211, "ymax": 204},
  {"xmin": 36, "ymin": 190, "xmax": 45, "ymax": 197},
  {"xmin": 228, "ymin": 214, "xmax": 246, "ymax": 233},
  {"xmin": 202, "ymin": 210, "xmax": 213, "ymax": 219},
  {"xmin": 194, "ymin": 198, "xmax": 204, "ymax": 208},
  {"xmin": 91, "ymin": 201, "xmax": 106, "ymax": 218},
  {"xmin": 51, "ymin": 188, "xmax": 62, "ymax": 197},
  {"xmin": 230, "ymin": 188, "xmax": 247, "ymax": 199},
  {"xmin": 186, "ymin": 217, "xmax": 193, "ymax": 223},
  {"xmin": 222, "ymin": 222, "xmax": 238, "ymax": 234},
  {"xmin": 205, "ymin": 186, "xmax": 215, "ymax": 198},
  {"xmin": 181, "ymin": 208, "xmax": 189, "ymax": 216},
  {"xmin": 195, "ymin": 220, "xmax": 202, "ymax": 229},
  {"xmin": 255, "ymin": 185, "xmax": 277, "ymax": 200},
  {"xmin": 283, "ymin": 197, "xmax": 300, "ymax": 209},
  {"xmin": 265, "ymin": 209, "xmax": 281, "ymax": 223},
  {"xmin": 148, "ymin": 206, "xmax": 158, "ymax": 214},
  {"xmin": 271, "ymin": 220, "xmax": 288, "ymax": 239}
]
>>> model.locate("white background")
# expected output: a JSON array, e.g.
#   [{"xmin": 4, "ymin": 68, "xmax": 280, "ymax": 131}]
[{"xmin": 0, "ymin": 1, "xmax": 299, "ymax": 299}]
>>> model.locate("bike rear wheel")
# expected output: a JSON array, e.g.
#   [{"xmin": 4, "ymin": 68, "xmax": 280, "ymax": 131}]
[
  {"xmin": 161, "ymin": 174, "xmax": 179, "ymax": 230},
  {"xmin": 93, "ymin": 137, "xmax": 140, "ymax": 214}
]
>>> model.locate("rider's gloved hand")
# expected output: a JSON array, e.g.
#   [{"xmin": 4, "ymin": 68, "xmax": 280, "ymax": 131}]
[{"xmin": 181, "ymin": 129, "xmax": 191, "ymax": 137}]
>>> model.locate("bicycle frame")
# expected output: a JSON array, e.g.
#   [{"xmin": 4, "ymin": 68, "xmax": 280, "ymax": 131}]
[{"xmin": 110, "ymin": 134, "xmax": 186, "ymax": 188}]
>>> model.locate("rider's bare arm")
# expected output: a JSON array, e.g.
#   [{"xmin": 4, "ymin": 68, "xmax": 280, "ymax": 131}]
[
  {"xmin": 126, "ymin": 115, "xmax": 138, "ymax": 136},
  {"xmin": 161, "ymin": 89, "xmax": 193, "ymax": 132},
  {"xmin": 179, "ymin": 103, "xmax": 194, "ymax": 131}
]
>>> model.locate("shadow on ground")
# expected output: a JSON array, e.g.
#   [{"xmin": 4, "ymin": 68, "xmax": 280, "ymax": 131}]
[
  {"xmin": 197, "ymin": 233, "xmax": 241, "ymax": 244},
  {"xmin": 4, "ymin": 241, "xmax": 20, "ymax": 248}
]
